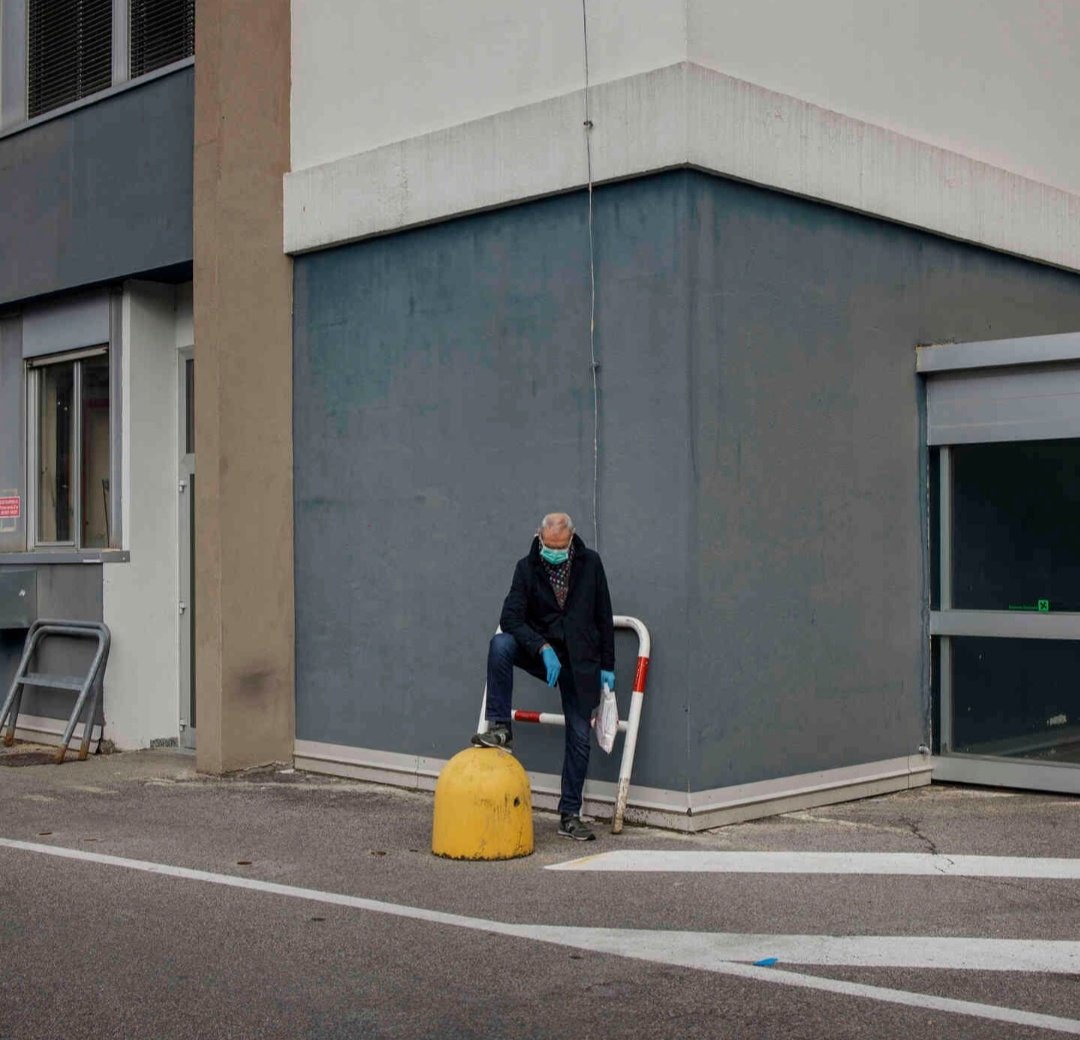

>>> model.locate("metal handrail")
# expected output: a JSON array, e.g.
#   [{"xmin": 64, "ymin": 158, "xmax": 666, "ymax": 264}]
[
  {"xmin": 476, "ymin": 614, "xmax": 652, "ymax": 833},
  {"xmin": 0, "ymin": 618, "xmax": 111, "ymax": 763}
]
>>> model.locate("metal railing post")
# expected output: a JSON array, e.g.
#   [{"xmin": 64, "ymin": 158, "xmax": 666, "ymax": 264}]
[{"xmin": 474, "ymin": 615, "xmax": 652, "ymax": 834}]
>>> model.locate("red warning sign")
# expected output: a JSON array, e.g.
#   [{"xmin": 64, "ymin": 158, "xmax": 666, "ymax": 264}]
[{"xmin": 0, "ymin": 496, "xmax": 21, "ymax": 519}]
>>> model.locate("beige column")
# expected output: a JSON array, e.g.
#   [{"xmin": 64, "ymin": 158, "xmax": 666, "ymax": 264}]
[{"xmin": 193, "ymin": 0, "xmax": 294, "ymax": 772}]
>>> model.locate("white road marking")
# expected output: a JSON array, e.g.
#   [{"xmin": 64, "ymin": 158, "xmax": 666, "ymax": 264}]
[
  {"xmin": 3, "ymin": 837, "xmax": 1080, "ymax": 1037},
  {"xmin": 530, "ymin": 929, "xmax": 1080, "ymax": 974},
  {"xmin": 549, "ymin": 849, "xmax": 1080, "ymax": 878}
]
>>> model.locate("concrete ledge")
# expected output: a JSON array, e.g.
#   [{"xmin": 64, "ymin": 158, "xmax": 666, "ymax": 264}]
[
  {"xmin": 294, "ymin": 739, "xmax": 933, "ymax": 831},
  {"xmin": 285, "ymin": 61, "xmax": 1080, "ymax": 273}
]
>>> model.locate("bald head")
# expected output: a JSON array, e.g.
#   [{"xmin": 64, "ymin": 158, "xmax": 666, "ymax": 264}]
[{"xmin": 538, "ymin": 512, "xmax": 575, "ymax": 550}]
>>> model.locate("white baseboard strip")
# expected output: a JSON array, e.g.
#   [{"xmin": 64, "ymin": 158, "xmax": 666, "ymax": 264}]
[{"xmin": 294, "ymin": 740, "xmax": 933, "ymax": 831}]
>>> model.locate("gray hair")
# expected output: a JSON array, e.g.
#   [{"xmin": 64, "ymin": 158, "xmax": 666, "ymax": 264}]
[{"xmin": 539, "ymin": 512, "xmax": 575, "ymax": 537}]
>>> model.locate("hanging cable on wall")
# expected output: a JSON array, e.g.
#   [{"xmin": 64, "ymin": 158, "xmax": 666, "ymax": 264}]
[{"xmin": 582, "ymin": 0, "xmax": 599, "ymax": 551}]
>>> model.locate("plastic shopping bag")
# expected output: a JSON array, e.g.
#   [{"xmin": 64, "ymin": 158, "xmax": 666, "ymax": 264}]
[{"xmin": 591, "ymin": 683, "xmax": 619, "ymax": 754}]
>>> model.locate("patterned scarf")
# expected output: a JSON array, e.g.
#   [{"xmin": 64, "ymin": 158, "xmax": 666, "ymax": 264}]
[{"xmin": 541, "ymin": 542, "xmax": 575, "ymax": 609}]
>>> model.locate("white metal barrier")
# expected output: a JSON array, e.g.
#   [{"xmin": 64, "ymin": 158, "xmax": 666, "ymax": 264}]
[{"xmin": 476, "ymin": 615, "xmax": 651, "ymax": 833}]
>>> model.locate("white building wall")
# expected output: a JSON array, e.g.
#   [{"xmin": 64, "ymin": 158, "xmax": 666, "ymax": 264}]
[
  {"xmin": 288, "ymin": 0, "xmax": 1080, "ymax": 271},
  {"xmin": 293, "ymin": 0, "xmax": 1080, "ymax": 195},
  {"xmin": 101, "ymin": 282, "xmax": 183, "ymax": 748},
  {"xmin": 687, "ymin": 0, "xmax": 1080, "ymax": 197},
  {"xmin": 291, "ymin": 0, "xmax": 686, "ymax": 169}
]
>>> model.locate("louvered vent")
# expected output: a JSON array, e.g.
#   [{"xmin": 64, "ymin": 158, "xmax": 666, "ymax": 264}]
[
  {"xmin": 28, "ymin": 0, "xmax": 113, "ymax": 119},
  {"xmin": 130, "ymin": 0, "xmax": 195, "ymax": 78}
]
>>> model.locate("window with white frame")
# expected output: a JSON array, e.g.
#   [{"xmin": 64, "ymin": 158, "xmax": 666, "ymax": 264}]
[
  {"xmin": 11, "ymin": 0, "xmax": 196, "ymax": 125},
  {"xmin": 28, "ymin": 348, "xmax": 112, "ymax": 549}
]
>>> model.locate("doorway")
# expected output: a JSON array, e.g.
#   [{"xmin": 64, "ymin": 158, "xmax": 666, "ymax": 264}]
[{"xmin": 924, "ymin": 335, "xmax": 1080, "ymax": 793}]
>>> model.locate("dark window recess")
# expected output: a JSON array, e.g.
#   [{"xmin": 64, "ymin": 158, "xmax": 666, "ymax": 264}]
[
  {"xmin": 951, "ymin": 439, "xmax": 1080, "ymax": 613},
  {"xmin": 28, "ymin": 0, "xmax": 113, "ymax": 119},
  {"xmin": 185, "ymin": 358, "xmax": 194, "ymax": 455},
  {"xmin": 951, "ymin": 637, "xmax": 1080, "ymax": 763},
  {"xmin": 130, "ymin": 0, "xmax": 195, "ymax": 78}
]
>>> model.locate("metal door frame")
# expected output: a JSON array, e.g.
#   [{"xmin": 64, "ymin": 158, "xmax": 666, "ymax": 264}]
[
  {"xmin": 921, "ymin": 333, "xmax": 1080, "ymax": 794},
  {"xmin": 178, "ymin": 349, "xmax": 195, "ymax": 750}
]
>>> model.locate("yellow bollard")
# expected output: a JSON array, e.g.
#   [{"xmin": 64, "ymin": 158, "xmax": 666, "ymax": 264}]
[{"xmin": 431, "ymin": 746, "xmax": 534, "ymax": 860}]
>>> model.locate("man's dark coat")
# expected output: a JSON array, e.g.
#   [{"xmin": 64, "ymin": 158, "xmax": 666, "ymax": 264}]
[{"xmin": 499, "ymin": 533, "xmax": 615, "ymax": 712}]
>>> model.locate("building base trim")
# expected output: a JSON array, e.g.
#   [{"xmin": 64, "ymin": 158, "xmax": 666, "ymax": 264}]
[
  {"xmin": 932, "ymin": 754, "xmax": 1080, "ymax": 796},
  {"xmin": 293, "ymin": 739, "xmax": 933, "ymax": 831},
  {"xmin": 284, "ymin": 61, "xmax": 1080, "ymax": 273}
]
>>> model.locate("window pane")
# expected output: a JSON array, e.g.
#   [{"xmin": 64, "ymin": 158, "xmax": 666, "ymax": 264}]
[
  {"xmin": 130, "ymin": 0, "xmax": 196, "ymax": 78},
  {"xmin": 28, "ymin": 0, "xmax": 113, "ymax": 119},
  {"xmin": 81, "ymin": 356, "xmax": 111, "ymax": 548},
  {"xmin": 185, "ymin": 358, "xmax": 194, "ymax": 455},
  {"xmin": 952, "ymin": 440, "xmax": 1080, "ymax": 612},
  {"xmin": 37, "ymin": 362, "xmax": 75, "ymax": 543},
  {"xmin": 951, "ymin": 637, "xmax": 1080, "ymax": 764}
]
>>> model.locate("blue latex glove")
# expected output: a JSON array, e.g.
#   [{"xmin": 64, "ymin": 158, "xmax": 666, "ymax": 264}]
[
  {"xmin": 601, "ymin": 669, "xmax": 616, "ymax": 691},
  {"xmin": 541, "ymin": 646, "xmax": 561, "ymax": 687}
]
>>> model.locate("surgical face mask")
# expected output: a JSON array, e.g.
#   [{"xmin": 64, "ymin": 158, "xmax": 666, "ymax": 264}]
[{"xmin": 539, "ymin": 536, "xmax": 570, "ymax": 566}]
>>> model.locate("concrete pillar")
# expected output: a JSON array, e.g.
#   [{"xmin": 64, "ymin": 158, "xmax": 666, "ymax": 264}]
[{"xmin": 193, "ymin": 0, "xmax": 294, "ymax": 772}]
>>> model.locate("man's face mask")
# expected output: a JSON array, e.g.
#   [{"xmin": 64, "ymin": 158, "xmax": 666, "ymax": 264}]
[{"xmin": 539, "ymin": 534, "xmax": 570, "ymax": 565}]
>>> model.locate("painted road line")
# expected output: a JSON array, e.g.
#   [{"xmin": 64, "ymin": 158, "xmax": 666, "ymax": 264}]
[
  {"xmin": 3, "ymin": 838, "xmax": 1079, "ymax": 1037},
  {"xmin": 548, "ymin": 850, "xmax": 1080, "ymax": 878},
  {"xmin": 527, "ymin": 930, "xmax": 1080, "ymax": 974}
]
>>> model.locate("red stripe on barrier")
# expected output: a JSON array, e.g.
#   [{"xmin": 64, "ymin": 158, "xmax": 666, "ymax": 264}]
[
  {"xmin": 513, "ymin": 710, "xmax": 542, "ymax": 723},
  {"xmin": 632, "ymin": 655, "xmax": 650, "ymax": 693}
]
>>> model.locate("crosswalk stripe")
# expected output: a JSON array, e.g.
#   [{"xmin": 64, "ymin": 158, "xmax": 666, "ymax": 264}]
[{"xmin": 549, "ymin": 849, "xmax": 1080, "ymax": 878}]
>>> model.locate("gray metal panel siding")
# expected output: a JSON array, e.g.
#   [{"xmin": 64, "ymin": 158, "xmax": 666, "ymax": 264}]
[
  {"xmin": 22, "ymin": 289, "xmax": 110, "ymax": 357},
  {"xmin": 928, "ymin": 363, "xmax": 1080, "ymax": 444},
  {"xmin": 293, "ymin": 170, "xmax": 1080, "ymax": 794},
  {"xmin": 0, "ymin": 67, "xmax": 193, "ymax": 306}
]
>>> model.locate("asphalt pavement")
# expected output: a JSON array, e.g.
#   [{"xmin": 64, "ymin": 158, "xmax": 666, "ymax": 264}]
[{"xmin": 2, "ymin": 746, "xmax": 1079, "ymax": 1039}]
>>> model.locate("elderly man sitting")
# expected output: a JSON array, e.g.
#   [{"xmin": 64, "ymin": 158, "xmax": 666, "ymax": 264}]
[{"xmin": 473, "ymin": 513, "xmax": 615, "ymax": 841}]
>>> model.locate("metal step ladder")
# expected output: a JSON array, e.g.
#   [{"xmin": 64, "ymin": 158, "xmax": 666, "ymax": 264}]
[{"xmin": 0, "ymin": 619, "xmax": 111, "ymax": 764}]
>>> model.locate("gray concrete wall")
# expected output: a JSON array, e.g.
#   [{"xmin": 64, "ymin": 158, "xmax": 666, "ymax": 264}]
[
  {"xmin": 292, "ymin": 175, "xmax": 689, "ymax": 790},
  {"xmin": 293, "ymin": 170, "xmax": 1080, "ymax": 793},
  {"xmin": 0, "ymin": 67, "xmax": 193, "ymax": 307},
  {"xmin": 682, "ymin": 176, "xmax": 1080, "ymax": 788}
]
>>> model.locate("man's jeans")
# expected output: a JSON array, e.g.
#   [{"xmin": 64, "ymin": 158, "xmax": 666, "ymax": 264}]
[{"xmin": 485, "ymin": 632, "xmax": 591, "ymax": 817}]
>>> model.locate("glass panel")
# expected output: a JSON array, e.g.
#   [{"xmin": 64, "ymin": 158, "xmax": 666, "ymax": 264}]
[
  {"xmin": 185, "ymin": 358, "xmax": 194, "ymax": 455},
  {"xmin": 952, "ymin": 637, "xmax": 1080, "ymax": 762},
  {"xmin": 81, "ymin": 356, "xmax": 111, "ymax": 548},
  {"xmin": 952, "ymin": 440, "xmax": 1080, "ymax": 613},
  {"xmin": 37, "ymin": 362, "xmax": 75, "ymax": 543},
  {"xmin": 929, "ymin": 447, "xmax": 941, "ymax": 611}
]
